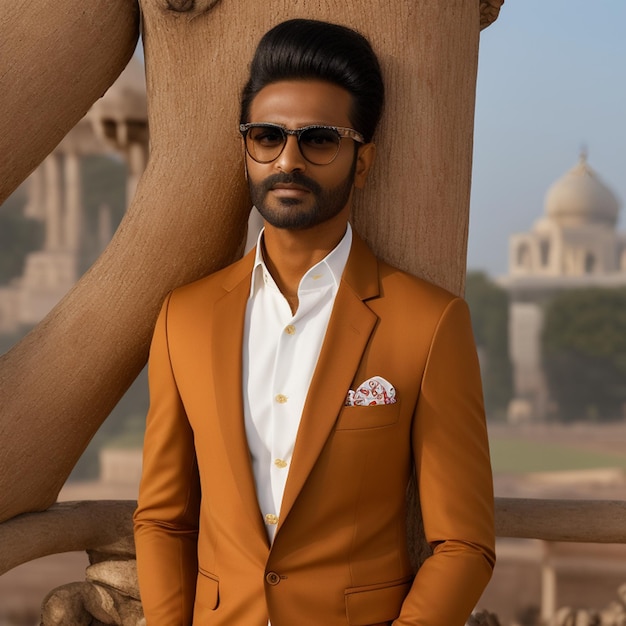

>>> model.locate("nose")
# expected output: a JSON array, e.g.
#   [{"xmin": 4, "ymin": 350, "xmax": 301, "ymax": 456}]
[{"xmin": 274, "ymin": 134, "xmax": 306, "ymax": 173}]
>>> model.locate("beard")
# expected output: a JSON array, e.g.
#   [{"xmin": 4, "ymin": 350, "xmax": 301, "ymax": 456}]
[{"xmin": 248, "ymin": 158, "xmax": 357, "ymax": 230}]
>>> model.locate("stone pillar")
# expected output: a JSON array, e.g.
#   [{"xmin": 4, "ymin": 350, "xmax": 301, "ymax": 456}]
[
  {"xmin": 64, "ymin": 151, "xmax": 82, "ymax": 254},
  {"xmin": 541, "ymin": 542, "xmax": 558, "ymax": 623},
  {"xmin": 24, "ymin": 167, "xmax": 45, "ymax": 220},
  {"xmin": 43, "ymin": 153, "xmax": 63, "ymax": 252}
]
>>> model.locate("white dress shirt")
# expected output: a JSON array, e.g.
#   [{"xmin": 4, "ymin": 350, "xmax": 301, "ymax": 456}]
[{"xmin": 242, "ymin": 224, "xmax": 352, "ymax": 543}]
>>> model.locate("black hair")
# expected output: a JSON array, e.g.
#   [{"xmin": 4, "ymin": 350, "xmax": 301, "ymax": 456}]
[{"xmin": 240, "ymin": 19, "xmax": 384, "ymax": 143}]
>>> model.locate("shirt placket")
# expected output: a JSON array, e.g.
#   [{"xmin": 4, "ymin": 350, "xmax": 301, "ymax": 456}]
[{"xmin": 269, "ymin": 309, "xmax": 300, "ymax": 521}]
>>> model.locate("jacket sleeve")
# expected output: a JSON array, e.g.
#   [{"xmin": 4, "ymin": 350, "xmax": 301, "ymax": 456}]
[
  {"xmin": 394, "ymin": 298, "xmax": 496, "ymax": 625},
  {"xmin": 133, "ymin": 293, "xmax": 201, "ymax": 625}
]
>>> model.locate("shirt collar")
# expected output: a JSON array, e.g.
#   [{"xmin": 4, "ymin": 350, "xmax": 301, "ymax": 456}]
[{"xmin": 249, "ymin": 223, "xmax": 353, "ymax": 298}]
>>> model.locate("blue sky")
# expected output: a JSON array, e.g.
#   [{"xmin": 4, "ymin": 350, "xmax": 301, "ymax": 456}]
[{"xmin": 469, "ymin": 0, "xmax": 626, "ymax": 275}]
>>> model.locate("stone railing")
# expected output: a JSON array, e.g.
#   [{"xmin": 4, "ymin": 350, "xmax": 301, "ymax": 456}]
[{"xmin": 2, "ymin": 497, "xmax": 626, "ymax": 625}]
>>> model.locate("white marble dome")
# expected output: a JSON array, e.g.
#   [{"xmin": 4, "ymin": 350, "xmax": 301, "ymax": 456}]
[{"xmin": 544, "ymin": 152, "xmax": 620, "ymax": 228}]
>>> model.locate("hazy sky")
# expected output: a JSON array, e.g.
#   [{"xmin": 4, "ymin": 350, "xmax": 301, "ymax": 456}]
[{"xmin": 469, "ymin": 0, "xmax": 626, "ymax": 276}]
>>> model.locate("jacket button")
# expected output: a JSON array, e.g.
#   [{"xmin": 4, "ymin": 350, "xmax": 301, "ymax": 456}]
[{"xmin": 265, "ymin": 571, "xmax": 281, "ymax": 585}]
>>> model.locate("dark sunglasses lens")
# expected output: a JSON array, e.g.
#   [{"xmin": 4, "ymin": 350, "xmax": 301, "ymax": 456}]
[
  {"xmin": 299, "ymin": 128, "xmax": 341, "ymax": 164},
  {"xmin": 247, "ymin": 126, "xmax": 286, "ymax": 162}
]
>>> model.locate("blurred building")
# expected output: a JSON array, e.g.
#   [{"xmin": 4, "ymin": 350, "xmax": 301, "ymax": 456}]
[
  {"xmin": 0, "ymin": 57, "xmax": 147, "ymax": 334},
  {"xmin": 498, "ymin": 152, "xmax": 624, "ymax": 421}
]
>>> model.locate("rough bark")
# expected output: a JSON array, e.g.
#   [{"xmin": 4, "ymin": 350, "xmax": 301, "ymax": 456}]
[{"xmin": 0, "ymin": 501, "xmax": 136, "ymax": 575}]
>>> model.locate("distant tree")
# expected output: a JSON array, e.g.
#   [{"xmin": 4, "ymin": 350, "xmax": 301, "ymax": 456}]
[
  {"xmin": 465, "ymin": 271, "xmax": 513, "ymax": 420},
  {"xmin": 0, "ymin": 194, "xmax": 44, "ymax": 285},
  {"xmin": 542, "ymin": 288, "xmax": 626, "ymax": 422}
]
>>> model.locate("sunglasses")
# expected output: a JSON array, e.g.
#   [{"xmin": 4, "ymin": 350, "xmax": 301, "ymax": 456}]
[{"xmin": 239, "ymin": 123, "xmax": 365, "ymax": 166}]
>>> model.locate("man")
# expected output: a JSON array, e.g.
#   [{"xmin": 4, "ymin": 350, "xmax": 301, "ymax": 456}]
[{"xmin": 134, "ymin": 18, "xmax": 495, "ymax": 626}]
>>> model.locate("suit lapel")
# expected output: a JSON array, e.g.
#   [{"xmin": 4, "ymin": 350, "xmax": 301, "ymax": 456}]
[
  {"xmin": 277, "ymin": 233, "xmax": 380, "ymax": 528},
  {"xmin": 211, "ymin": 252, "xmax": 268, "ymax": 543}
]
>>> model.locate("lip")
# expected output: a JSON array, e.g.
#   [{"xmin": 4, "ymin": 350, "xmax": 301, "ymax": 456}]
[{"xmin": 270, "ymin": 183, "xmax": 311, "ymax": 197}]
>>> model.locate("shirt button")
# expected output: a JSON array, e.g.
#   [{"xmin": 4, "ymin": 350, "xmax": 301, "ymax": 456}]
[
  {"xmin": 264, "ymin": 513, "xmax": 279, "ymax": 525},
  {"xmin": 274, "ymin": 459, "xmax": 288, "ymax": 469},
  {"xmin": 266, "ymin": 571, "xmax": 281, "ymax": 585},
  {"xmin": 284, "ymin": 324, "xmax": 296, "ymax": 335},
  {"xmin": 275, "ymin": 394, "xmax": 288, "ymax": 404}
]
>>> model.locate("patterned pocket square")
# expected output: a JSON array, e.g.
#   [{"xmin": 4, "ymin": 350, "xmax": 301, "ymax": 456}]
[{"xmin": 345, "ymin": 376, "xmax": 397, "ymax": 406}]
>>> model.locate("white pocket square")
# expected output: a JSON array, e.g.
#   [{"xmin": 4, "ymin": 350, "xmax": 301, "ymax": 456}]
[{"xmin": 345, "ymin": 376, "xmax": 397, "ymax": 406}]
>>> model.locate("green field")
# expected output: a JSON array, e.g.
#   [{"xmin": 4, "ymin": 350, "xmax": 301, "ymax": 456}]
[{"xmin": 489, "ymin": 437, "xmax": 626, "ymax": 474}]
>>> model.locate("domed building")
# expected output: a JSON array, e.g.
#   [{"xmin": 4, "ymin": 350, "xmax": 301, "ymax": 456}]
[{"xmin": 498, "ymin": 152, "xmax": 625, "ymax": 421}]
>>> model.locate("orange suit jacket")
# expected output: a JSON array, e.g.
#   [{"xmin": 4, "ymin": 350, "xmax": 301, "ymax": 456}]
[{"xmin": 134, "ymin": 232, "xmax": 495, "ymax": 626}]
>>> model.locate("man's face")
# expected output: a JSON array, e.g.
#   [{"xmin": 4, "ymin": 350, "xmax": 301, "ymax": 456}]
[{"xmin": 245, "ymin": 80, "xmax": 365, "ymax": 231}]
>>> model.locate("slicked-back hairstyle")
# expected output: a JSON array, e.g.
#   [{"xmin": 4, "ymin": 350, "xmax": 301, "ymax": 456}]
[{"xmin": 240, "ymin": 19, "xmax": 384, "ymax": 143}]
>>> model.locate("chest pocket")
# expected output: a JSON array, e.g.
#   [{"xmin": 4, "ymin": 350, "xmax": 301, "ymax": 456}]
[{"xmin": 335, "ymin": 402, "xmax": 401, "ymax": 431}]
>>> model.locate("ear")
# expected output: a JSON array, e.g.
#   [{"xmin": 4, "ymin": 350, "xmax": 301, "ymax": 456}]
[{"xmin": 353, "ymin": 142, "xmax": 376, "ymax": 189}]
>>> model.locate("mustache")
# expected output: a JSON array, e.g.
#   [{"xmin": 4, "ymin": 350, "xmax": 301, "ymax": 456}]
[{"xmin": 259, "ymin": 172, "xmax": 322, "ymax": 196}]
